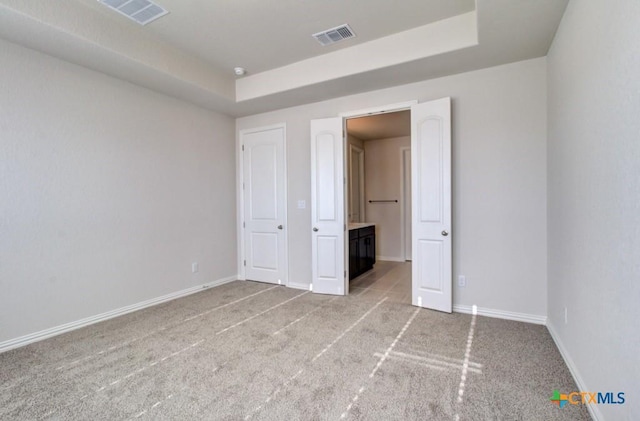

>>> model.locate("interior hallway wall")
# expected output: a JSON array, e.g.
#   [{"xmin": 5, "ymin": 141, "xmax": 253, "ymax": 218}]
[
  {"xmin": 237, "ymin": 57, "xmax": 548, "ymax": 319},
  {"xmin": 0, "ymin": 39, "xmax": 237, "ymax": 345}
]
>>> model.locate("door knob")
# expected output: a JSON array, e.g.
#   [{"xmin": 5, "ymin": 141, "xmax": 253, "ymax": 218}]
[
  {"xmin": 313, "ymin": 227, "xmax": 319, "ymax": 232},
  {"xmin": 441, "ymin": 230, "xmax": 449, "ymax": 236},
  {"xmin": 277, "ymin": 225, "xmax": 283, "ymax": 230}
]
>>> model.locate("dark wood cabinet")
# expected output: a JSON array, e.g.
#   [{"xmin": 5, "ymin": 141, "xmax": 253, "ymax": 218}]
[{"xmin": 349, "ymin": 225, "xmax": 376, "ymax": 280}]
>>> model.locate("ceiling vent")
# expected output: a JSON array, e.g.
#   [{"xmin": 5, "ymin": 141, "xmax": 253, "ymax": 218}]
[
  {"xmin": 312, "ymin": 24, "xmax": 356, "ymax": 46},
  {"xmin": 99, "ymin": 0, "xmax": 169, "ymax": 25}
]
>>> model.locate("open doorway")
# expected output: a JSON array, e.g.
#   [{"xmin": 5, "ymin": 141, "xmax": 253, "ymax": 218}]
[
  {"xmin": 345, "ymin": 110, "xmax": 411, "ymax": 288},
  {"xmin": 310, "ymin": 98, "xmax": 452, "ymax": 312}
]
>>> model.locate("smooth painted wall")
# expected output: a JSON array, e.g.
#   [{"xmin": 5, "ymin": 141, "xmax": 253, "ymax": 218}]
[
  {"xmin": 363, "ymin": 136, "xmax": 410, "ymax": 261},
  {"xmin": 547, "ymin": 0, "xmax": 640, "ymax": 418},
  {"xmin": 0, "ymin": 39, "xmax": 237, "ymax": 344},
  {"xmin": 237, "ymin": 57, "xmax": 548, "ymax": 318}
]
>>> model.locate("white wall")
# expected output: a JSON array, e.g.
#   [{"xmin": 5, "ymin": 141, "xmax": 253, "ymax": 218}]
[
  {"xmin": 237, "ymin": 57, "xmax": 548, "ymax": 319},
  {"xmin": 363, "ymin": 136, "xmax": 410, "ymax": 261},
  {"xmin": 0, "ymin": 39, "xmax": 237, "ymax": 345},
  {"xmin": 547, "ymin": 0, "xmax": 640, "ymax": 419}
]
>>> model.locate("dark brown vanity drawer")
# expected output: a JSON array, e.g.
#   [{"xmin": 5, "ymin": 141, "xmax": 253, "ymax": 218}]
[
  {"xmin": 359, "ymin": 226, "xmax": 375, "ymax": 237},
  {"xmin": 349, "ymin": 229, "xmax": 359, "ymax": 240}
]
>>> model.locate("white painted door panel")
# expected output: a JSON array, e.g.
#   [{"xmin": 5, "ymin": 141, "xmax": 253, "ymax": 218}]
[
  {"xmin": 411, "ymin": 98, "xmax": 452, "ymax": 312},
  {"xmin": 242, "ymin": 126, "xmax": 287, "ymax": 285},
  {"xmin": 311, "ymin": 118, "xmax": 346, "ymax": 295}
]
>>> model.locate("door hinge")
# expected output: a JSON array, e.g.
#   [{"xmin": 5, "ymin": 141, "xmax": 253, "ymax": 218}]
[
  {"xmin": 242, "ymin": 145, "xmax": 244, "ymax": 151},
  {"xmin": 242, "ymin": 182, "xmax": 245, "ymax": 190},
  {"xmin": 344, "ymin": 224, "xmax": 346, "ymax": 231},
  {"xmin": 243, "ymin": 221, "xmax": 245, "ymax": 228},
  {"xmin": 344, "ymin": 270, "xmax": 347, "ymax": 278},
  {"xmin": 243, "ymin": 260, "xmax": 246, "ymax": 266}
]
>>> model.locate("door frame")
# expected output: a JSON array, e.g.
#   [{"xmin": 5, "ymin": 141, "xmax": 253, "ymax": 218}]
[
  {"xmin": 236, "ymin": 123, "xmax": 289, "ymax": 284},
  {"xmin": 348, "ymin": 144, "xmax": 365, "ymax": 223},
  {"xmin": 340, "ymin": 101, "xmax": 417, "ymax": 288},
  {"xmin": 400, "ymin": 146, "xmax": 412, "ymax": 261}
]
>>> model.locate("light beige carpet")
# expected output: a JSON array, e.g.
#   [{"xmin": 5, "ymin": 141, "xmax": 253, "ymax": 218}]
[{"xmin": 0, "ymin": 262, "xmax": 590, "ymax": 420}]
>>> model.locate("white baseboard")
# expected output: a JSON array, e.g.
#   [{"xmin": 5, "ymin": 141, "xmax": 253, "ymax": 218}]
[
  {"xmin": 546, "ymin": 321, "xmax": 602, "ymax": 421},
  {"xmin": 376, "ymin": 256, "xmax": 406, "ymax": 262},
  {"xmin": 453, "ymin": 304, "xmax": 547, "ymax": 325},
  {"xmin": 0, "ymin": 275, "xmax": 237, "ymax": 354}
]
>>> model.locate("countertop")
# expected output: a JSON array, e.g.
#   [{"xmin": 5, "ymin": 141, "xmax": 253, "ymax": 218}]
[{"xmin": 348, "ymin": 222, "xmax": 375, "ymax": 231}]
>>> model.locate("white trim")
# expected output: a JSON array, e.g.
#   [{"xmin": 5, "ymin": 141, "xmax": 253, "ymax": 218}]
[
  {"xmin": 0, "ymin": 275, "xmax": 237, "ymax": 354},
  {"xmin": 282, "ymin": 124, "xmax": 289, "ymax": 286},
  {"xmin": 399, "ymin": 146, "xmax": 411, "ymax": 261},
  {"xmin": 343, "ymin": 118, "xmax": 350, "ymax": 296},
  {"xmin": 339, "ymin": 100, "xmax": 418, "ymax": 118},
  {"xmin": 237, "ymin": 123, "xmax": 289, "ymax": 286},
  {"xmin": 453, "ymin": 304, "xmax": 547, "ymax": 325},
  {"xmin": 348, "ymin": 144, "xmax": 365, "ymax": 223},
  {"xmin": 236, "ymin": 127, "xmax": 245, "ymax": 279},
  {"xmin": 376, "ymin": 255, "xmax": 406, "ymax": 262},
  {"xmin": 546, "ymin": 321, "xmax": 602, "ymax": 421}
]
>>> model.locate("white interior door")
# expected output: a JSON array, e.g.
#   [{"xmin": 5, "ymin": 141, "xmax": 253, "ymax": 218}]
[
  {"xmin": 242, "ymin": 125, "xmax": 287, "ymax": 285},
  {"xmin": 411, "ymin": 98, "xmax": 452, "ymax": 312},
  {"xmin": 310, "ymin": 118, "xmax": 346, "ymax": 295}
]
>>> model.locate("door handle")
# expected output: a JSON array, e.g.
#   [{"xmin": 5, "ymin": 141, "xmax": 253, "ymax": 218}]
[
  {"xmin": 277, "ymin": 225, "xmax": 283, "ymax": 230},
  {"xmin": 313, "ymin": 227, "xmax": 319, "ymax": 232},
  {"xmin": 441, "ymin": 230, "xmax": 449, "ymax": 236}
]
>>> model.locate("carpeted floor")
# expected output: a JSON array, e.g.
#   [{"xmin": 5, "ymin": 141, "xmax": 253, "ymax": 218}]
[{"xmin": 0, "ymin": 262, "xmax": 590, "ymax": 420}]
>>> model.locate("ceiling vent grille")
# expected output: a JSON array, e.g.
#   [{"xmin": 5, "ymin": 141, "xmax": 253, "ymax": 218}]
[
  {"xmin": 312, "ymin": 24, "xmax": 356, "ymax": 46},
  {"xmin": 99, "ymin": 0, "xmax": 169, "ymax": 25}
]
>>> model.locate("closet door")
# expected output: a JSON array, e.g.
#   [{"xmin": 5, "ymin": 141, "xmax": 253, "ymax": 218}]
[{"xmin": 241, "ymin": 125, "xmax": 288, "ymax": 285}]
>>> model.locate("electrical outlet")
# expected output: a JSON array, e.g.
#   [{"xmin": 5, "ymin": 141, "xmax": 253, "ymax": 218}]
[
  {"xmin": 192, "ymin": 262, "xmax": 199, "ymax": 273},
  {"xmin": 564, "ymin": 307, "xmax": 568, "ymax": 324},
  {"xmin": 458, "ymin": 275, "xmax": 466, "ymax": 287}
]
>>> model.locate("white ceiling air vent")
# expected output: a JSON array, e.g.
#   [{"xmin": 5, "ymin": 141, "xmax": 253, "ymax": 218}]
[
  {"xmin": 312, "ymin": 24, "xmax": 356, "ymax": 46},
  {"xmin": 99, "ymin": 0, "xmax": 169, "ymax": 25}
]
